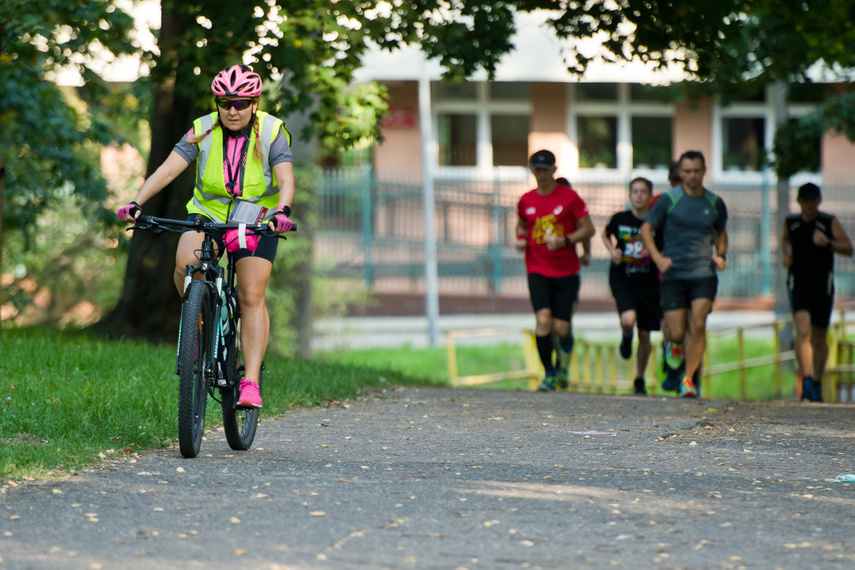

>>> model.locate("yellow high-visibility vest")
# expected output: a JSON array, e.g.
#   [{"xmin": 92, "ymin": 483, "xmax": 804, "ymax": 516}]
[{"xmin": 186, "ymin": 111, "xmax": 291, "ymax": 223}]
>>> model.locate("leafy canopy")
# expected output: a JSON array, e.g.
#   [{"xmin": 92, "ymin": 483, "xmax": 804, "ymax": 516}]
[{"xmin": 0, "ymin": 0, "xmax": 148, "ymax": 232}]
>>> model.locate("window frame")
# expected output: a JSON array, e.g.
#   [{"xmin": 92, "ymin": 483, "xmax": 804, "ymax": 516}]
[
  {"xmin": 568, "ymin": 83, "xmax": 674, "ymax": 183},
  {"xmin": 433, "ymin": 82, "xmax": 532, "ymax": 181},
  {"xmin": 712, "ymin": 86, "xmax": 821, "ymax": 183}
]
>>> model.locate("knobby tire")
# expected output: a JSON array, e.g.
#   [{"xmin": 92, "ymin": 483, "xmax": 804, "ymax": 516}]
[
  {"xmin": 177, "ymin": 283, "xmax": 211, "ymax": 458},
  {"xmin": 221, "ymin": 316, "xmax": 260, "ymax": 450}
]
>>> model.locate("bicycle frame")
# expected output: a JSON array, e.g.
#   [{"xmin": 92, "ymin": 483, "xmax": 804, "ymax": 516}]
[
  {"xmin": 128, "ymin": 214, "xmax": 293, "ymax": 456},
  {"xmin": 131, "ymin": 215, "xmax": 279, "ymax": 392}
]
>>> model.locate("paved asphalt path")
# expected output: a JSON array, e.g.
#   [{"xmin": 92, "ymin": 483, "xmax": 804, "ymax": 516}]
[{"xmin": 2, "ymin": 387, "xmax": 855, "ymax": 569}]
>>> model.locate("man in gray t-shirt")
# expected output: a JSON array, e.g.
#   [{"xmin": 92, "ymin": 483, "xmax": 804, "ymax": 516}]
[{"xmin": 640, "ymin": 151, "xmax": 728, "ymax": 398}]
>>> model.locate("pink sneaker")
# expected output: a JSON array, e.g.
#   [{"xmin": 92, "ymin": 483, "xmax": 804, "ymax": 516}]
[{"xmin": 237, "ymin": 379, "xmax": 262, "ymax": 408}]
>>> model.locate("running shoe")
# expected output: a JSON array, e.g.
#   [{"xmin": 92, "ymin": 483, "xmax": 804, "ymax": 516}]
[
  {"xmin": 660, "ymin": 358, "xmax": 683, "ymax": 392},
  {"xmin": 556, "ymin": 368, "xmax": 569, "ymax": 390},
  {"xmin": 633, "ymin": 377, "xmax": 647, "ymax": 395},
  {"xmin": 801, "ymin": 377, "xmax": 814, "ymax": 402},
  {"xmin": 665, "ymin": 341, "xmax": 684, "ymax": 369},
  {"xmin": 619, "ymin": 334, "xmax": 632, "ymax": 360},
  {"xmin": 812, "ymin": 381, "xmax": 824, "ymax": 403},
  {"xmin": 679, "ymin": 376, "xmax": 698, "ymax": 398},
  {"xmin": 237, "ymin": 378, "xmax": 263, "ymax": 408},
  {"xmin": 656, "ymin": 352, "xmax": 668, "ymax": 384},
  {"xmin": 537, "ymin": 372, "xmax": 558, "ymax": 392}
]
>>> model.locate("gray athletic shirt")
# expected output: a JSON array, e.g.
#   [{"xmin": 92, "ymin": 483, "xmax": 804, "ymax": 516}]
[{"xmin": 644, "ymin": 186, "xmax": 727, "ymax": 280}]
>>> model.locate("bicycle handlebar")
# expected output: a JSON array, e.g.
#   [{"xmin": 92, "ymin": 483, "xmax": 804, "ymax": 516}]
[{"xmin": 128, "ymin": 215, "xmax": 297, "ymax": 238}]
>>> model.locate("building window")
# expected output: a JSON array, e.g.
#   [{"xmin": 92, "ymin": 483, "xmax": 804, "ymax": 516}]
[
  {"xmin": 434, "ymin": 82, "xmax": 478, "ymax": 100},
  {"xmin": 572, "ymin": 83, "xmax": 674, "ymax": 173},
  {"xmin": 490, "ymin": 82, "xmax": 531, "ymax": 101},
  {"xmin": 629, "ymin": 84, "xmax": 673, "ymax": 103},
  {"xmin": 438, "ymin": 114, "xmax": 477, "ymax": 166},
  {"xmin": 491, "ymin": 114, "xmax": 529, "ymax": 167},
  {"xmin": 433, "ymin": 81, "xmax": 531, "ymax": 172},
  {"xmin": 578, "ymin": 116, "xmax": 617, "ymax": 168},
  {"xmin": 722, "ymin": 117, "xmax": 765, "ymax": 171},
  {"xmin": 576, "ymin": 83, "xmax": 618, "ymax": 102},
  {"xmin": 632, "ymin": 117, "xmax": 672, "ymax": 169}
]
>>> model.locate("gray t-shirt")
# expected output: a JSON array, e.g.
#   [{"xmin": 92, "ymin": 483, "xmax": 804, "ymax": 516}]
[{"xmin": 645, "ymin": 186, "xmax": 728, "ymax": 280}]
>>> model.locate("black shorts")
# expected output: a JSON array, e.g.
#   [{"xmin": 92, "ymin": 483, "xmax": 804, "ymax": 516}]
[
  {"xmin": 789, "ymin": 282, "xmax": 834, "ymax": 329},
  {"xmin": 609, "ymin": 274, "xmax": 661, "ymax": 331},
  {"xmin": 184, "ymin": 214, "xmax": 278, "ymax": 264},
  {"xmin": 528, "ymin": 273, "xmax": 580, "ymax": 321},
  {"xmin": 660, "ymin": 276, "xmax": 718, "ymax": 312}
]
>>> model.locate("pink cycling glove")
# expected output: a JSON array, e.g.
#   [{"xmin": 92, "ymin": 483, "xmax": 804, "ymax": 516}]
[
  {"xmin": 224, "ymin": 228, "xmax": 259, "ymax": 253},
  {"xmin": 117, "ymin": 201, "xmax": 141, "ymax": 221},
  {"xmin": 270, "ymin": 210, "xmax": 293, "ymax": 233}
]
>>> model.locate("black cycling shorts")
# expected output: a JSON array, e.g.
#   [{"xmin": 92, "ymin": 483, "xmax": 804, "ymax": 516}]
[
  {"xmin": 527, "ymin": 273, "xmax": 580, "ymax": 321},
  {"xmin": 789, "ymin": 282, "xmax": 834, "ymax": 329},
  {"xmin": 660, "ymin": 276, "xmax": 718, "ymax": 312},
  {"xmin": 183, "ymin": 214, "xmax": 279, "ymax": 264},
  {"xmin": 609, "ymin": 274, "xmax": 661, "ymax": 331}
]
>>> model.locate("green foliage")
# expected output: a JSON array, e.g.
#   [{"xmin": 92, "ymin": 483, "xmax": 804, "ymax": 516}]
[
  {"xmin": 0, "ymin": 0, "xmax": 146, "ymax": 233},
  {"xmin": 2, "ymin": 191, "xmax": 128, "ymax": 325},
  {"xmin": 0, "ymin": 327, "xmax": 421, "ymax": 479},
  {"xmin": 772, "ymin": 92, "xmax": 855, "ymax": 178}
]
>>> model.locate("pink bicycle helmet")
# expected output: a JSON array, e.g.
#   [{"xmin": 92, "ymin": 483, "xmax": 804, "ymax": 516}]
[{"xmin": 211, "ymin": 65, "xmax": 263, "ymax": 98}]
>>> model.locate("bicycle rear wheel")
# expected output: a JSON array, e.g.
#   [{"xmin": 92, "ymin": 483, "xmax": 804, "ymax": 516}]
[
  {"xmin": 221, "ymin": 317, "xmax": 260, "ymax": 450},
  {"xmin": 177, "ymin": 282, "xmax": 212, "ymax": 458}
]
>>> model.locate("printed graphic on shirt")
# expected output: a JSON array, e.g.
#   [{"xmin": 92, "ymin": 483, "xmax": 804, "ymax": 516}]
[
  {"xmin": 531, "ymin": 214, "xmax": 564, "ymax": 244},
  {"xmin": 616, "ymin": 224, "xmax": 652, "ymax": 273}
]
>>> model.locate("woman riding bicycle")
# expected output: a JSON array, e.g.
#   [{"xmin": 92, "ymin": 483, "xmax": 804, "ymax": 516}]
[{"xmin": 117, "ymin": 64, "xmax": 295, "ymax": 410}]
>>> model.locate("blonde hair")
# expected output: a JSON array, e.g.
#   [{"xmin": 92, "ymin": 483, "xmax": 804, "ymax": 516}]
[{"xmin": 186, "ymin": 112, "xmax": 264, "ymax": 163}]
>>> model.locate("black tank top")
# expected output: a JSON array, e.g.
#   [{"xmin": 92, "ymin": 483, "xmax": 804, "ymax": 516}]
[{"xmin": 786, "ymin": 212, "xmax": 835, "ymax": 291}]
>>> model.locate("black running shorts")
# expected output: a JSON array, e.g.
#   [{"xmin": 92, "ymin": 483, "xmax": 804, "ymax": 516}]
[
  {"xmin": 660, "ymin": 276, "xmax": 718, "ymax": 312},
  {"xmin": 789, "ymin": 283, "xmax": 834, "ymax": 329},
  {"xmin": 527, "ymin": 273, "xmax": 580, "ymax": 321},
  {"xmin": 609, "ymin": 274, "xmax": 661, "ymax": 331}
]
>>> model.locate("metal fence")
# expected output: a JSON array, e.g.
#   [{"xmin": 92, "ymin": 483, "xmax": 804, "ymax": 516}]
[{"xmin": 315, "ymin": 166, "xmax": 855, "ymax": 302}]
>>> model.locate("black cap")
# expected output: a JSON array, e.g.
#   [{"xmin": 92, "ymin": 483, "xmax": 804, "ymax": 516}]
[
  {"xmin": 797, "ymin": 183, "xmax": 821, "ymax": 200},
  {"xmin": 529, "ymin": 150, "xmax": 556, "ymax": 169}
]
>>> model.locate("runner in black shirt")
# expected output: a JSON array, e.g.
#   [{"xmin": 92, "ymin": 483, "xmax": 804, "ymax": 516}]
[
  {"xmin": 782, "ymin": 183, "xmax": 853, "ymax": 402},
  {"xmin": 602, "ymin": 177, "xmax": 661, "ymax": 395}
]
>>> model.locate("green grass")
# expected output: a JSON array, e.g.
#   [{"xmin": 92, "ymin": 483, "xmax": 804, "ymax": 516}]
[
  {"xmin": 0, "ymin": 328, "xmax": 435, "ymax": 480},
  {"xmin": 317, "ymin": 342, "xmax": 527, "ymax": 385}
]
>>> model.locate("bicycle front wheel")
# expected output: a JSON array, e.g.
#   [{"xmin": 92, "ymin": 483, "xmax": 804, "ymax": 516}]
[
  {"xmin": 177, "ymin": 282, "xmax": 212, "ymax": 458},
  {"xmin": 221, "ymin": 318, "xmax": 260, "ymax": 450}
]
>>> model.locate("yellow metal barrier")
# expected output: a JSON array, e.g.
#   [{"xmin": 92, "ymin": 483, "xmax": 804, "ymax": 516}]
[
  {"xmin": 704, "ymin": 320, "xmax": 796, "ymax": 400},
  {"xmin": 446, "ymin": 328, "xmax": 538, "ymax": 387},
  {"xmin": 825, "ymin": 308, "xmax": 855, "ymax": 403}
]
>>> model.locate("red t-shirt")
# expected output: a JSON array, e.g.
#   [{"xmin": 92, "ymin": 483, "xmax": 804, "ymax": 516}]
[{"xmin": 517, "ymin": 183, "xmax": 590, "ymax": 278}]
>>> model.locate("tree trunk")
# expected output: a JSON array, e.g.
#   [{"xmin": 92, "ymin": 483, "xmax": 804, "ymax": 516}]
[
  {"xmin": 94, "ymin": 5, "xmax": 201, "ymax": 342},
  {"xmin": 276, "ymin": 80, "xmax": 319, "ymax": 360}
]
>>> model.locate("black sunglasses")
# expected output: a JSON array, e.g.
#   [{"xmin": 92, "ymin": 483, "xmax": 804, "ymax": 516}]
[{"xmin": 216, "ymin": 98, "xmax": 254, "ymax": 111}]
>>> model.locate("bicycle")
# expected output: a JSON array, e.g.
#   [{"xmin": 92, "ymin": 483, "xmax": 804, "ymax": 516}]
[{"xmin": 129, "ymin": 214, "xmax": 294, "ymax": 458}]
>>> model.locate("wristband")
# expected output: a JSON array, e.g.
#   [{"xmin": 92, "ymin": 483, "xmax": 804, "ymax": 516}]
[
  {"xmin": 717, "ymin": 253, "xmax": 726, "ymax": 260},
  {"xmin": 275, "ymin": 205, "xmax": 292, "ymax": 217},
  {"xmin": 564, "ymin": 236, "xmax": 572, "ymax": 246}
]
